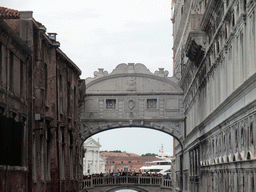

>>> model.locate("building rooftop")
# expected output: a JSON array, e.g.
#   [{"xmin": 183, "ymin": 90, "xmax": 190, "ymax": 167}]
[
  {"xmin": 0, "ymin": 7, "xmax": 20, "ymax": 18},
  {"xmin": 100, "ymin": 152, "xmax": 140, "ymax": 157}
]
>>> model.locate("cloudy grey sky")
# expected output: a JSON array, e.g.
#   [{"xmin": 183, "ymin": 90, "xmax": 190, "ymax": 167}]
[{"xmin": 2, "ymin": 0, "xmax": 174, "ymax": 155}]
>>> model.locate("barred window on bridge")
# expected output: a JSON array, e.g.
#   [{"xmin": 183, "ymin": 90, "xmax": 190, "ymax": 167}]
[
  {"xmin": 147, "ymin": 99, "xmax": 157, "ymax": 109},
  {"xmin": 106, "ymin": 99, "xmax": 116, "ymax": 110}
]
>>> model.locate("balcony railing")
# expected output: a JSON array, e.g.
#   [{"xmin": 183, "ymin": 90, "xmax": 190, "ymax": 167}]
[{"xmin": 79, "ymin": 175, "xmax": 172, "ymax": 190}]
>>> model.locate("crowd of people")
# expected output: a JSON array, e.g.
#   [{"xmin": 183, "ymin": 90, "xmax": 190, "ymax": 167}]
[{"xmin": 83, "ymin": 171, "xmax": 171, "ymax": 180}]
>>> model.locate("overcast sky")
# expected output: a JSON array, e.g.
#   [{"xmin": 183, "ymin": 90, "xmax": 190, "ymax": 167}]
[{"xmin": 2, "ymin": 0, "xmax": 174, "ymax": 155}]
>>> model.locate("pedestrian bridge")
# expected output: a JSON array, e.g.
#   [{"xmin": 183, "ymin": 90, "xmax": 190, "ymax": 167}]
[
  {"xmin": 79, "ymin": 176, "xmax": 172, "ymax": 192},
  {"xmin": 79, "ymin": 63, "xmax": 184, "ymax": 145},
  {"xmin": 79, "ymin": 63, "xmax": 183, "ymax": 192}
]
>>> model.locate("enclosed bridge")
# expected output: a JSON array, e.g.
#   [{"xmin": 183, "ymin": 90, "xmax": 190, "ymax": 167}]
[{"xmin": 79, "ymin": 63, "xmax": 185, "ymax": 192}]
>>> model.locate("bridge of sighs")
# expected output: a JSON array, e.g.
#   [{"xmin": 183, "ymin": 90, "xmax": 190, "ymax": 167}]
[{"xmin": 79, "ymin": 63, "xmax": 185, "ymax": 192}]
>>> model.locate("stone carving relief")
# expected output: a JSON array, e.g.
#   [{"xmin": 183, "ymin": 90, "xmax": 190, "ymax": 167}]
[
  {"xmin": 126, "ymin": 76, "xmax": 136, "ymax": 91},
  {"xmin": 128, "ymin": 99, "xmax": 135, "ymax": 110},
  {"xmin": 191, "ymin": 0, "xmax": 205, "ymax": 14},
  {"xmin": 200, "ymin": 112, "xmax": 256, "ymax": 166}
]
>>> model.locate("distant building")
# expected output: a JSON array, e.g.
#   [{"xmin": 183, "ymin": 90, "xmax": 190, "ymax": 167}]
[
  {"xmin": 83, "ymin": 138, "xmax": 106, "ymax": 175},
  {"xmin": 101, "ymin": 152, "xmax": 159, "ymax": 173}
]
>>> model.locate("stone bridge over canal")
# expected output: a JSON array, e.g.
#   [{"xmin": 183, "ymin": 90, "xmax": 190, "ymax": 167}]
[
  {"xmin": 79, "ymin": 63, "xmax": 185, "ymax": 145},
  {"xmin": 79, "ymin": 63, "xmax": 184, "ymax": 191},
  {"xmin": 79, "ymin": 175, "xmax": 172, "ymax": 192}
]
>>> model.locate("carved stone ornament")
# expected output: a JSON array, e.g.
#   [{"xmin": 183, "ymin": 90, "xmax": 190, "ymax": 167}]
[
  {"xmin": 191, "ymin": 0, "xmax": 204, "ymax": 14},
  {"xmin": 128, "ymin": 99, "xmax": 135, "ymax": 110},
  {"xmin": 186, "ymin": 39, "xmax": 205, "ymax": 66},
  {"xmin": 126, "ymin": 76, "xmax": 136, "ymax": 91}
]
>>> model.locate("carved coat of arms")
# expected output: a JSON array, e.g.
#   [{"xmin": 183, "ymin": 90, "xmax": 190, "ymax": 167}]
[{"xmin": 128, "ymin": 99, "xmax": 135, "ymax": 110}]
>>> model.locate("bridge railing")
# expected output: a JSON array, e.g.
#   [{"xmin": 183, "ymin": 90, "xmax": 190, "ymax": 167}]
[{"xmin": 80, "ymin": 176, "xmax": 172, "ymax": 190}]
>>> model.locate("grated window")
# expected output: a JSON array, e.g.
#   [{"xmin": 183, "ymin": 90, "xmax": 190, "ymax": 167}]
[
  {"xmin": 106, "ymin": 99, "xmax": 116, "ymax": 110},
  {"xmin": 147, "ymin": 99, "xmax": 157, "ymax": 109}
]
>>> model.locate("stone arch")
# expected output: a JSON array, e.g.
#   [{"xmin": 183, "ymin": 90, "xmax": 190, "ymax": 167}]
[
  {"xmin": 247, "ymin": 151, "xmax": 252, "ymax": 160},
  {"xmin": 106, "ymin": 186, "xmax": 148, "ymax": 192},
  {"xmin": 80, "ymin": 123, "xmax": 184, "ymax": 150}
]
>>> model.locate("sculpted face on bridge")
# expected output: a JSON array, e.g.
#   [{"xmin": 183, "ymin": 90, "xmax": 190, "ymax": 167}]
[{"xmin": 80, "ymin": 63, "xmax": 185, "ymax": 145}]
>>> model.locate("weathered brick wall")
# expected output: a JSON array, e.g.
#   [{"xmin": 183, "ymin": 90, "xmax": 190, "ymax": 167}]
[
  {"xmin": 1, "ymin": 8, "xmax": 83, "ymax": 192},
  {"xmin": 0, "ymin": 17, "xmax": 31, "ymax": 192}
]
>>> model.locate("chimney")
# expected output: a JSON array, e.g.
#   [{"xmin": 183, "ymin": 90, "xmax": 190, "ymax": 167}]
[
  {"xmin": 48, "ymin": 32, "xmax": 57, "ymax": 41},
  {"xmin": 20, "ymin": 11, "xmax": 33, "ymax": 19}
]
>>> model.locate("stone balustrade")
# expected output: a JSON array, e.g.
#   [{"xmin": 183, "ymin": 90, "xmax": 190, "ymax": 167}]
[{"xmin": 79, "ymin": 176, "xmax": 172, "ymax": 190}]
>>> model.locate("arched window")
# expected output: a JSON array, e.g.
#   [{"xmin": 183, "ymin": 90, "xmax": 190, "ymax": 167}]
[
  {"xmin": 229, "ymin": 131, "xmax": 231, "ymax": 149},
  {"xmin": 225, "ymin": 26, "xmax": 228, "ymax": 39},
  {"xmin": 223, "ymin": 135, "xmax": 226, "ymax": 151},
  {"xmin": 216, "ymin": 138, "xmax": 218, "ymax": 154},
  {"xmin": 241, "ymin": 127, "xmax": 244, "ymax": 147},
  {"xmin": 212, "ymin": 139, "xmax": 215, "ymax": 154},
  {"xmin": 232, "ymin": 13, "xmax": 235, "ymax": 27},
  {"xmin": 235, "ymin": 129, "xmax": 238, "ymax": 148},
  {"xmin": 250, "ymin": 122, "xmax": 253, "ymax": 144}
]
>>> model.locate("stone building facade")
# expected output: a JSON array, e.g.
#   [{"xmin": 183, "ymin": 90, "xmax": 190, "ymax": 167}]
[
  {"xmin": 172, "ymin": 0, "xmax": 256, "ymax": 191},
  {"xmin": 0, "ymin": 7, "xmax": 85, "ymax": 192},
  {"xmin": 83, "ymin": 138, "xmax": 106, "ymax": 175},
  {"xmin": 0, "ymin": 13, "xmax": 32, "ymax": 192}
]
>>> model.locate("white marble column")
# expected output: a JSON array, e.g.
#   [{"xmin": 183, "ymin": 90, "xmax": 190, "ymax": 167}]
[
  {"xmin": 92, "ymin": 150, "xmax": 95, "ymax": 174},
  {"xmin": 85, "ymin": 155, "xmax": 88, "ymax": 175},
  {"xmin": 97, "ymin": 150, "xmax": 99, "ymax": 173}
]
